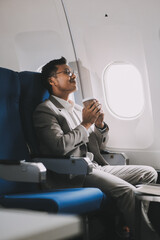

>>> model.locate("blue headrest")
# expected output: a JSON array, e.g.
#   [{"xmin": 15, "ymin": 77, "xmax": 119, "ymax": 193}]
[
  {"xmin": 0, "ymin": 67, "xmax": 30, "ymax": 163},
  {"xmin": 19, "ymin": 71, "xmax": 49, "ymax": 155}
]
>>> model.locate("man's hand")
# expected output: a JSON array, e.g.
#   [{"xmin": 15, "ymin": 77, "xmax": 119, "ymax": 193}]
[
  {"xmin": 81, "ymin": 100, "xmax": 102, "ymax": 129},
  {"xmin": 95, "ymin": 110, "xmax": 105, "ymax": 129}
]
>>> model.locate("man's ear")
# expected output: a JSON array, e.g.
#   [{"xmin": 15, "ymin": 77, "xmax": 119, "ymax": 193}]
[{"xmin": 49, "ymin": 76, "xmax": 57, "ymax": 86}]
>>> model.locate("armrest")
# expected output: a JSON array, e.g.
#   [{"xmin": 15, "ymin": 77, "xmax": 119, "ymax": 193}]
[
  {"xmin": 0, "ymin": 161, "xmax": 46, "ymax": 183},
  {"xmin": 101, "ymin": 150, "xmax": 129, "ymax": 165},
  {"xmin": 33, "ymin": 156, "xmax": 93, "ymax": 175}
]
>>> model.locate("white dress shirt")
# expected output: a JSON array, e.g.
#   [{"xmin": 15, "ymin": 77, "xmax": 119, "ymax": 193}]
[
  {"xmin": 51, "ymin": 95, "xmax": 94, "ymax": 160},
  {"xmin": 52, "ymin": 95, "xmax": 93, "ymax": 132}
]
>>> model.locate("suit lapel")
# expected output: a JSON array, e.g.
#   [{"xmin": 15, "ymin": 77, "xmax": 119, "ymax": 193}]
[
  {"xmin": 49, "ymin": 95, "xmax": 73, "ymax": 129},
  {"xmin": 49, "ymin": 95, "xmax": 64, "ymax": 111}
]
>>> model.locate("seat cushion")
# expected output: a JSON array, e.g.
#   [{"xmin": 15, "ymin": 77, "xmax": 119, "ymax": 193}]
[{"xmin": 0, "ymin": 188, "xmax": 106, "ymax": 214}]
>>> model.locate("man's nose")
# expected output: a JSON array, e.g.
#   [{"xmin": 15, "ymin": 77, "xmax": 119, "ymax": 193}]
[{"xmin": 72, "ymin": 72, "xmax": 77, "ymax": 78}]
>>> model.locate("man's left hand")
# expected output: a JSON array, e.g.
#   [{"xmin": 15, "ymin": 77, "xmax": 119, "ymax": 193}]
[{"xmin": 95, "ymin": 110, "xmax": 105, "ymax": 129}]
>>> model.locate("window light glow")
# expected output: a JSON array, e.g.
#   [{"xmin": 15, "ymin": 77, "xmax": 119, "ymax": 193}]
[{"xmin": 103, "ymin": 63, "xmax": 144, "ymax": 118}]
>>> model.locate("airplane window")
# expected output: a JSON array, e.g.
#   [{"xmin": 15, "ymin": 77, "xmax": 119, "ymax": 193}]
[{"xmin": 103, "ymin": 63, "xmax": 144, "ymax": 118}]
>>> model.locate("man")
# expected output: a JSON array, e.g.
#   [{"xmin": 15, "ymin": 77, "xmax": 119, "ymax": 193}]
[{"xmin": 33, "ymin": 57, "xmax": 157, "ymax": 237}]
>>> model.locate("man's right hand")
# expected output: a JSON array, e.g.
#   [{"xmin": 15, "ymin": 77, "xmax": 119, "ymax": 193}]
[{"xmin": 81, "ymin": 100, "xmax": 102, "ymax": 129}]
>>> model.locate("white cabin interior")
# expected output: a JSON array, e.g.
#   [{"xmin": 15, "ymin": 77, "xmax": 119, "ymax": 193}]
[
  {"xmin": 1, "ymin": 1, "xmax": 160, "ymax": 239},
  {"xmin": 1, "ymin": 0, "xmax": 160, "ymax": 169}
]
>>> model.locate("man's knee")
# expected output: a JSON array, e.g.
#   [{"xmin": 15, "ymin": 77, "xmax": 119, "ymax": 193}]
[
  {"xmin": 144, "ymin": 166, "xmax": 158, "ymax": 183},
  {"xmin": 150, "ymin": 167, "xmax": 158, "ymax": 183}
]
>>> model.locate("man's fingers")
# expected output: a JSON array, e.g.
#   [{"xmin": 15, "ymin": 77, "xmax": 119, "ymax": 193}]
[
  {"xmin": 93, "ymin": 104, "xmax": 102, "ymax": 113},
  {"xmin": 89, "ymin": 102, "xmax": 101, "ymax": 111},
  {"xmin": 87, "ymin": 100, "xmax": 97, "ymax": 109}
]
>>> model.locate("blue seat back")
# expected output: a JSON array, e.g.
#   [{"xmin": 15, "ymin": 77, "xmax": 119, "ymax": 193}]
[
  {"xmin": 0, "ymin": 67, "xmax": 29, "ymax": 163},
  {"xmin": 19, "ymin": 71, "xmax": 49, "ymax": 156},
  {"xmin": 0, "ymin": 67, "xmax": 39, "ymax": 195}
]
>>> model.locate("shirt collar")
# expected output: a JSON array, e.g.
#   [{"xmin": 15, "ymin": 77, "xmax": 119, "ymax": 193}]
[{"xmin": 51, "ymin": 95, "xmax": 75, "ymax": 112}]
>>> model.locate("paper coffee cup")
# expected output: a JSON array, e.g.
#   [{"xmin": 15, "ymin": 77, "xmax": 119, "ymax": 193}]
[{"xmin": 82, "ymin": 97, "xmax": 96, "ymax": 107}]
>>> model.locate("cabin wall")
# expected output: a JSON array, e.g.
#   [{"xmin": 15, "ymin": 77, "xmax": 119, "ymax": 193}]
[
  {"xmin": 0, "ymin": 0, "xmax": 82, "ymax": 102},
  {"xmin": 0, "ymin": 0, "xmax": 75, "ymax": 71},
  {"xmin": 63, "ymin": 0, "xmax": 160, "ymax": 168},
  {"xmin": 0, "ymin": 0, "xmax": 160, "ymax": 168}
]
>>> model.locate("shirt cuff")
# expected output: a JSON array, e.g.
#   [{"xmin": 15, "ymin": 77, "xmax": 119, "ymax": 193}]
[{"xmin": 79, "ymin": 124, "xmax": 90, "ymax": 137}]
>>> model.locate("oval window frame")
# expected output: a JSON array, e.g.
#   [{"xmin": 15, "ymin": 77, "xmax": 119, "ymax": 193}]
[{"xmin": 103, "ymin": 62, "xmax": 145, "ymax": 119}]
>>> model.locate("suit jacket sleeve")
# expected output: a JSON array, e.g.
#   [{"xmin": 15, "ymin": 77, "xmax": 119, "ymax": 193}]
[{"xmin": 93, "ymin": 124, "xmax": 109, "ymax": 150}]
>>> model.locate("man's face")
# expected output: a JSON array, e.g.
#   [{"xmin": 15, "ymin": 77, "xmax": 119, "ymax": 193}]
[{"xmin": 50, "ymin": 64, "xmax": 77, "ymax": 94}]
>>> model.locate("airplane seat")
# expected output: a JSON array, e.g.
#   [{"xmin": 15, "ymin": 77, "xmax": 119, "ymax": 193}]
[
  {"xmin": 19, "ymin": 71, "xmax": 49, "ymax": 157},
  {"xmin": 0, "ymin": 67, "xmax": 42, "ymax": 194},
  {"xmin": 0, "ymin": 67, "xmax": 30, "ymax": 163},
  {"xmin": 0, "ymin": 66, "xmax": 107, "ymax": 218}
]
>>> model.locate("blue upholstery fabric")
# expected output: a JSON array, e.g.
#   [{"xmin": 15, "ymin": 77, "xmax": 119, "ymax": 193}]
[
  {"xmin": 19, "ymin": 71, "xmax": 49, "ymax": 156},
  {"xmin": 0, "ymin": 67, "xmax": 29, "ymax": 162},
  {"xmin": 0, "ymin": 178, "xmax": 39, "ymax": 195},
  {"xmin": 0, "ymin": 188, "xmax": 105, "ymax": 214}
]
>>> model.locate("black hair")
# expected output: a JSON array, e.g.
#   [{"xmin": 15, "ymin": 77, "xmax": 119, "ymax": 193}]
[{"xmin": 41, "ymin": 56, "xmax": 67, "ymax": 94}]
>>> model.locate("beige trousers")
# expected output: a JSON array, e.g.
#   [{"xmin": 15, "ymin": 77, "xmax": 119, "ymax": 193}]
[{"xmin": 83, "ymin": 164, "xmax": 158, "ymax": 232}]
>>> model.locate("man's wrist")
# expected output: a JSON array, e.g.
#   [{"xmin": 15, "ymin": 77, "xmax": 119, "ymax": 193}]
[
  {"xmin": 95, "ymin": 122, "xmax": 105, "ymax": 129},
  {"xmin": 81, "ymin": 122, "xmax": 92, "ymax": 130},
  {"xmin": 95, "ymin": 122, "xmax": 109, "ymax": 132}
]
